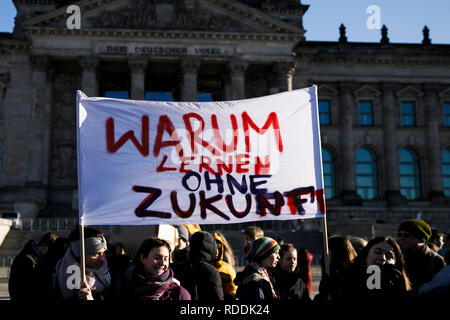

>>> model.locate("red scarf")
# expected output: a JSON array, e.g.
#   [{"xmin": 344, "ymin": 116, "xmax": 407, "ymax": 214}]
[{"xmin": 127, "ymin": 265, "xmax": 174, "ymax": 300}]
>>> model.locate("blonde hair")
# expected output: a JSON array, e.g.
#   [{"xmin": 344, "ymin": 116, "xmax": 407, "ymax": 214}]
[{"xmin": 213, "ymin": 232, "xmax": 236, "ymax": 268}]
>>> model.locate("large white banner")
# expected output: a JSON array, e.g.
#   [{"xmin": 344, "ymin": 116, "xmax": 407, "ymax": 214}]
[{"xmin": 77, "ymin": 86, "xmax": 325, "ymax": 226}]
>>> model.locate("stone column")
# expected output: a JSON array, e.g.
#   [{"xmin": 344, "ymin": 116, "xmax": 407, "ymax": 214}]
[
  {"xmin": 129, "ymin": 57, "xmax": 148, "ymax": 100},
  {"xmin": 0, "ymin": 73, "xmax": 10, "ymax": 121},
  {"xmin": 27, "ymin": 55, "xmax": 50, "ymax": 184},
  {"xmin": 274, "ymin": 61, "xmax": 296, "ymax": 92},
  {"xmin": 180, "ymin": 58, "xmax": 201, "ymax": 102},
  {"xmin": 339, "ymin": 81, "xmax": 361, "ymax": 204},
  {"xmin": 79, "ymin": 56, "xmax": 99, "ymax": 97},
  {"xmin": 227, "ymin": 59, "xmax": 248, "ymax": 100},
  {"xmin": 21, "ymin": 55, "xmax": 50, "ymax": 217},
  {"xmin": 382, "ymin": 83, "xmax": 405, "ymax": 204},
  {"xmin": 424, "ymin": 83, "xmax": 445, "ymax": 202}
]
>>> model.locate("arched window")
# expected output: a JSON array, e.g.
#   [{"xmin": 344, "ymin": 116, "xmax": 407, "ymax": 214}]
[
  {"xmin": 356, "ymin": 148, "xmax": 378, "ymax": 199},
  {"xmin": 442, "ymin": 149, "xmax": 450, "ymax": 197},
  {"xmin": 399, "ymin": 148, "xmax": 421, "ymax": 200},
  {"xmin": 322, "ymin": 147, "xmax": 336, "ymax": 199}
]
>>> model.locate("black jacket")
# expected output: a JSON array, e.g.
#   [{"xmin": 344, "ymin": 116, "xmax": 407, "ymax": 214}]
[
  {"xmin": 339, "ymin": 263, "xmax": 412, "ymax": 301},
  {"xmin": 271, "ymin": 266, "xmax": 311, "ymax": 301},
  {"xmin": 8, "ymin": 240, "xmax": 41, "ymax": 301},
  {"xmin": 234, "ymin": 265, "xmax": 278, "ymax": 302},
  {"xmin": 175, "ymin": 231, "xmax": 224, "ymax": 300},
  {"xmin": 403, "ymin": 244, "xmax": 446, "ymax": 293}
]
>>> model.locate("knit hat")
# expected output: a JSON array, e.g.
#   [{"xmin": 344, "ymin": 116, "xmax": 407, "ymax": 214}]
[
  {"xmin": 175, "ymin": 225, "xmax": 189, "ymax": 242},
  {"xmin": 245, "ymin": 237, "xmax": 280, "ymax": 262},
  {"xmin": 398, "ymin": 219, "xmax": 432, "ymax": 243}
]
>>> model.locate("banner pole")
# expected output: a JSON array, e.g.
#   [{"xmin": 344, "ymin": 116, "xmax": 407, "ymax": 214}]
[
  {"xmin": 79, "ymin": 224, "xmax": 86, "ymax": 286},
  {"xmin": 322, "ymin": 214, "xmax": 330, "ymax": 277}
]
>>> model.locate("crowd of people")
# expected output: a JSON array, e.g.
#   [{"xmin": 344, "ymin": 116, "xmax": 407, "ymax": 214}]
[{"xmin": 7, "ymin": 219, "xmax": 450, "ymax": 302}]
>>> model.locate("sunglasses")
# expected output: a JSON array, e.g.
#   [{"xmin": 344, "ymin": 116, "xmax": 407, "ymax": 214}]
[{"xmin": 397, "ymin": 232, "xmax": 412, "ymax": 238}]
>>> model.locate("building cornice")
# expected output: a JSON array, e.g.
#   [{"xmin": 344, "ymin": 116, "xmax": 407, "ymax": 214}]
[
  {"xmin": 24, "ymin": 26, "xmax": 302, "ymax": 42},
  {"xmin": 0, "ymin": 38, "xmax": 30, "ymax": 53}
]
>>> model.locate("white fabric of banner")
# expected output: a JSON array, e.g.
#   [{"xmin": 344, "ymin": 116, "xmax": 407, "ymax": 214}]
[{"xmin": 76, "ymin": 86, "xmax": 325, "ymax": 226}]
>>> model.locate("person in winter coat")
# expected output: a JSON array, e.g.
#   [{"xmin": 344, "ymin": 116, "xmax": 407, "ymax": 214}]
[
  {"xmin": 213, "ymin": 233, "xmax": 237, "ymax": 300},
  {"xmin": 397, "ymin": 219, "xmax": 446, "ymax": 293},
  {"xmin": 56, "ymin": 226, "xmax": 111, "ymax": 300},
  {"xmin": 339, "ymin": 236, "xmax": 412, "ymax": 301},
  {"xmin": 171, "ymin": 225, "xmax": 190, "ymax": 278},
  {"xmin": 418, "ymin": 265, "xmax": 450, "ymax": 298},
  {"xmin": 214, "ymin": 232, "xmax": 236, "ymax": 268},
  {"xmin": 315, "ymin": 235, "xmax": 357, "ymax": 302},
  {"xmin": 34, "ymin": 237, "xmax": 70, "ymax": 300},
  {"xmin": 8, "ymin": 232, "xmax": 59, "ymax": 301},
  {"xmin": 234, "ymin": 236, "xmax": 281, "ymax": 302},
  {"xmin": 122, "ymin": 238, "xmax": 190, "ymax": 300},
  {"xmin": 176, "ymin": 231, "xmax": 224, "ymax": 300},
  {"xmin": 271, "ymin": 243, "xmax": 310, "ymax": 301},
  {"xmin": 297, "ymin": 247, "xmax": 314, "ymax": 294}
]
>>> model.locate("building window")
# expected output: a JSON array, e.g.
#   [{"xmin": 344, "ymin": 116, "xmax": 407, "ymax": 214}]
[
  {"xmin": 104, "ymin": 91, "xmax": 129, "ymax": 99},
  {"xmin": 401, "ymin": 101, "xmax": 416, "ymax": 126},
  {"xmin": 356, "ymin": 148, "xmax": 378, "ymax": 199},
  {"xmin": 359, "ymin": 101, "xmax": 373, "ymax": 126},
  {"xmin": 197, "ymin": 93, "xmax": 214, "ymax": 102},
  {"xmin": 443, "ymin": 149, "xmax": 450, "ymax": 197},
  {"xmin": 444, "ymin": 102, "xmax": 450, "ymax": 127},
  {"xmin": 399, "ymin": 148, "xmax": 421, "ymax": 200},
  {"xmin": 145, "ymin": 92, "xmax": 174, "ymax": 101},
  {"xmin": 318, "ymin": 100, "xmax": 331, "ymax": 125},
  {"xmin": 322, "ymin": 147, "xmax": 336, "ymax": 199}
]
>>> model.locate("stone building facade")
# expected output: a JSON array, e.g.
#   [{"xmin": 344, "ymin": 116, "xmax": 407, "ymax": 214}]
[{"xmin": 0, "ymin": 0, "xmax": 449, "ymax": 232}]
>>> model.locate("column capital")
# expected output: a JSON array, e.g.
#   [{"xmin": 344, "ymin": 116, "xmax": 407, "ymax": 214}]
[
  {"xmin": 227, "ymin": 59, "xmax": 249, "ymax": 74},
  {"xmin": 180, "ymin": 58, "xmax": 201, "ymax": 74},
  {"xmin": 128, "ymin": 56, "xmax": 148, "ymax": 73},
  {"xmin": 79, "ymin": 56, "xmax": 99, "ymax": 71},
  {"xmin": 339, "ymin": 81, "xmax": 354, "ymax": 95},
  {"xmin": 423, "ymin": 82, "xmax": 440, "ymax": 96},
  {"xmin": 29, "ymin": 55, "xmax": 50, "ymax": 72},
  {"xmin": 381, "ymin": 82, "xmax": 396, "ymax": 93}
]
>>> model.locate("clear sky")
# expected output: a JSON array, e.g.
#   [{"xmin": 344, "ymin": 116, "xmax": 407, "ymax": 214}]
[{"xmin": 0, "ymin": 0, "xmax": 449, "ymax": 44}]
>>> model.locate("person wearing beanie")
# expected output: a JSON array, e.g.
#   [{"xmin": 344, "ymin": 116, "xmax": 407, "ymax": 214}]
[
  {"xmin": 397, "ymin": 219, "xmax": 446, "ymax": 293},
  {"xmin": 171, "ymin": 225, "xmax": 190, "ymax": 280},
  {"xmin": 173, "ymin": 231, "xmax": 224, "ymax": 300},
  {"xmin": 234, "ymin": 236, "xmax": 281, "ymax": 301}
]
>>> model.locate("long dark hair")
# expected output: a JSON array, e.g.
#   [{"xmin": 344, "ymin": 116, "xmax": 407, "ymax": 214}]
[{"xmin": 353, "ymin": 236, "xmax": 411, "ymax": 291}]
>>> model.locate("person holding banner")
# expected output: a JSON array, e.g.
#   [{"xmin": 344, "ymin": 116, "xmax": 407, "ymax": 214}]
[
  {"xmin": 234, "ymin": 237, "xmax": 281, "ymax": 301},
  {"xmin": 315, "ymin": 235, "xmax": 357, "ymax": 302},
  {"xmin": 122, "ymin": 238, "xmax": 191, "ymax": 300},
  {"xmin": 56, "ymin": 226, "xmax": 111, "ymax": 300}
]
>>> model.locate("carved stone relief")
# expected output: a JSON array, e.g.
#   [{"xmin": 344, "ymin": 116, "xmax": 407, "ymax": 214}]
[
  {"xmin": 50, "ymin": 72, "xmax": 81, "ymax": 187},
  {"xmin": 88, "ymin": 0, "xmax": 256, "ymax": 32}
]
